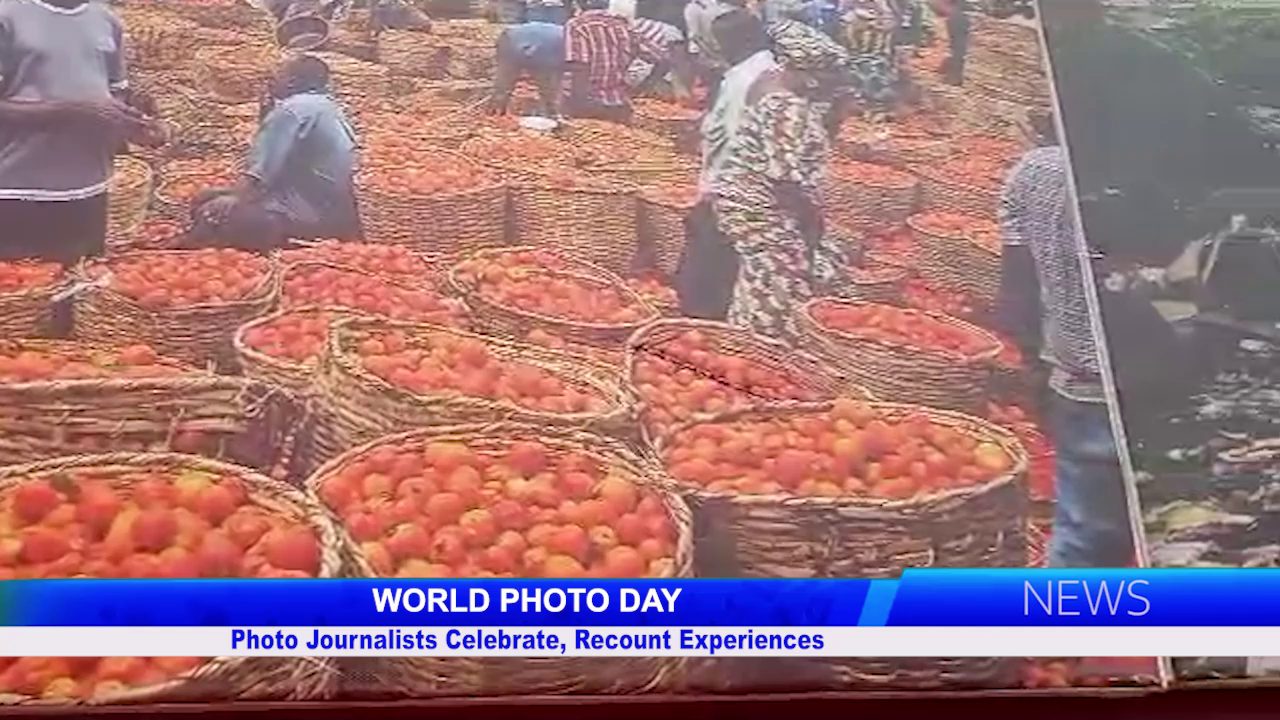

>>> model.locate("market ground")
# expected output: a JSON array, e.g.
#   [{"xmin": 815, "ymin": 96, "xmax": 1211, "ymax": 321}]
[{"xmin": 12, "ymin": 687, "xmax": 1280, "ymax": 719}]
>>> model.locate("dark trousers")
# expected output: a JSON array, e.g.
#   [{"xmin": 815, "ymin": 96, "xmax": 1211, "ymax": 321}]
[
  {"xmin": 675, "ymin": 200, "xmax": 739, "ymax": 320},
  {"xmin": 0, "ymin": 194, "xmax": 108, "ymax": 336},
  {"xmin": 190, "ymin": 193, "xmax": 290, "ymax": 252},
  {"xmin": 943, "ymin": 13, "xmax": 969, "ymax": 85},
  {"xmin": 0, "ymin": 194, "xmax": 107, "ymax": 265}
]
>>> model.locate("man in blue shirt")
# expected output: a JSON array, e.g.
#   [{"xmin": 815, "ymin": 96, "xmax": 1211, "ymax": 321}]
[
  {"xmin": 487, "ymin": 21, "xmax": 566, "ymax": 117},
  {"xmin": 190, "ymin": 54, "xmax": 360, "ymax": 250}
]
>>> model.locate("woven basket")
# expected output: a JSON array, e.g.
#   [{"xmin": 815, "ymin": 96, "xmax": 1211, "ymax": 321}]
[
  {"xmin": 625, "ymin": 318, "xmax": 872, "ymax": 447},
  {"xmin": 450, "ymin": 262, "xmax": 658, "ymax": 349},
  {"xmin": 654, "ymin": 401, "xmax": 1026, "ymax": 688},
  {"xmin": 317, "ymin": 316, "xmax": 634, "ymax": 453},
  {"xmin": 826, "ymin": 162, "xmax": 920, "ymax": 231},
  {"xmin": 171, "ymin": 100, "xmax": 260, "ymax": 161},
  {"xmin": 654, "ymin": 400, "xmax": 1028, "ymax": 578},
  {"xmin": 0, "ymin": 345, "xmax": 311, "ymax": 482},
  {"xmin": 72, "ymin": 252, "xmax": 281, "ymax": 372},
  {"xmin": 796, "ymin": 299, "xmax": 1001, "ymax": 414},
  {"xmin": 123, "ymin": 11, "xmax": 201, "ymax": 71},
  {"xmin": 310, "ymin": 51, "xmax": 392, "ymax": 106},
  {"xmin": 106, "ymin": 156, "xmax": 153, "ymax": 244},
  {"xmin": 152, "ymin": 158, "xmax": 243, "ymax": 223},
  {"xmin": 357, "ymin": 154, "xmax": 507, "ymax": 258},
  {"xmin": 914, "ymin": 165, "xmax": 1002, "ymax": 220},
  {"xmin": 0, "ymin": 451, "xmax": 339, "ymax": 706},
  {"xmin": 839, "ymin": 265, "xmax": 909, "ymax": 304},
  {"xmin": 233, "ymin": 305, "xmax": 346, "ymax": 396},
  {"xmin": 306, "ymin": 422, "xmax": 692, "ymax": 699},
  {"xmin": 508, "ymin": 178, "xmax": 639, "ymax": 275},
  {"xmin": 170, "ymin": 0, "xmax": 270, "ymax": 34},
  {"xmin": 378, "ymin": 31, "xmax": 452, "ymax": 80},
  {"xmin": 194, "ymin": 45, "xmax": 277, "ymax": 105},
  {"xmin": 0, "ymin": 265, "xmax": 66, "ymax": 338},
  {"xmin": 637, "ymin": 189, "xmax": 696, "ymax": 277},
  {"xmin": 633, "ymin": 111, "xmax": 700, "ymax": 155},
  {"xmin": 909, "ymin": 213, "xmax": 1001, "ymax": 309}
]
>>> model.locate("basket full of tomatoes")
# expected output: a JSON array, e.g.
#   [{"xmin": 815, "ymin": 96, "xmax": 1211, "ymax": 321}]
[
  {"xmin": 356, "ymin": 143, "xmax": 507, "ymax": 259},
  {"xmin": 106, "ymin": 156, "xmax": 154, "ymax": 246},
  {"xmin": 826, "ymin": 160, "xmax": 921, "ymax": 231},
  {"xmin": 637, "ymin": 182, "xmax": 699, "ymax": 277},
  {"xmin": 624, "ymin": 319, "xmax": 870, "ymax": 446},
  {"xmin": 449, "ymin": 250, "xmax": 658, "ymax": 350},
  {"xmin": 912, "ymin": 155, "xmax": 1006, "ymax": 220},
  {"xmin": 306, "ymin": 423, "xmax": 692, "ymax": 697},
  {"xmin": 193, "ymin": 45, "xmax": 277, "ymax": 106},
  {"xmin": 656, "ymin": 398, "xmax": 1028, "ymax": 575},
  {"xmin": 908, "ymin": 210, "xmax": 1002, "ymax": 309},
  {"xmin": 797, "ymin": 300, "xmax": 1002, "ymax": 414},
  {"xmin": 74, "ymin": 249, "xmax": 281, "ymax": 371},
  {"xmin": 0, "ymin": 452, "xmax": 341, "ymax": 705},
  {"xmin": 0, "ymin": 260, "xmax": 66, "ymax": 338},
  {"xmin": 0, "ymin": 339, "xmax": 313, "ymax": 482},
  {"xmin": 508, "ymin": 170, "xmax": 640, "ymax": 277},
  {"xmin": 317, "ymin": 317, "xmax": 634, "ymax": 456}
]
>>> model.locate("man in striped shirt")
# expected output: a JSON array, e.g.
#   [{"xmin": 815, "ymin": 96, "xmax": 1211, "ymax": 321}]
[
  {"xmin": 626, "ymin": 17, "xmax": 693, "ymax": 100},
  {"xmin": 565, "ymin": 0, "xmax": 668, "ymax": 122},
  {"xmin": 998, "ymin": 118, "xmax": 1135, "ymax": 568}
]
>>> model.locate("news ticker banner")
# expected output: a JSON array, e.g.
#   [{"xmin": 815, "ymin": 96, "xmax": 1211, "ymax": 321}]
[{"xmin": 3, "ymin": 570, "xmax": 1280, "ymax": 657}]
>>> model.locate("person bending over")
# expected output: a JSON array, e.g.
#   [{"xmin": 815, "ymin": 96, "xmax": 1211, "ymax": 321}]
[{"xmin": 488, "ymin": 21, "xmax": 566, "ymax": 117}]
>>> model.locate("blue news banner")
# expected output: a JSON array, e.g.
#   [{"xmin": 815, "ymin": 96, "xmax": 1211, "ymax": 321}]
[{"xmin": 2, "ymin": 570, "xmax": 1280, "ymax": 657}]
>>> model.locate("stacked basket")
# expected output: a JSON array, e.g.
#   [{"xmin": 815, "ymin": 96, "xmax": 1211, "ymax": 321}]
[
  {"xmin": 356, "ymin": 150, "xmax": 507, "ymax": 258},
  {"xmin": 0, "ymin": 263, "xmax": 66, "ymax": 338},
  {"xmin": 637, "ymin": 183, "xmax": 698, "ymax": 277},
  {"xmin": 909, "ymin": 212, "xmax": 1002, "ymax": 310},
  {"xmin": 307, "ymin": 423, "xmax": 693, "ymax": 698},
  {"xmin": 796, "ymin": 299, "xmax": 1002, "ymax": 414},
  {"xmin": 507, "ymin": 173, "xmax": 640, "ymax": 276},
  {"xmin": 194, "ymin": 45, "xmax": 277, "ymax": 105},
  {"xmin": 826, "ymin": 160, "xmax": 920, "ymax": 231},
  {"xmin": 73, "ymin": 251, "xmax": 281, "ymax": 372},
  {"xmin": 106, "ymin": 156, "xmax": 154, "ymax": 251}
]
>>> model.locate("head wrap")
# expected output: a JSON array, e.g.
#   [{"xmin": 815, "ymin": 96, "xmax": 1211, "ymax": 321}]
[{"xmin": 766, "ymin": 19, "xmax": 851, "ymax": 73}]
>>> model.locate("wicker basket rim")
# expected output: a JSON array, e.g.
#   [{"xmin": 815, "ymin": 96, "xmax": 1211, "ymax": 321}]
[
  {"xmin": 326, "ymin": 315, "xmax": 631, "ymax": 418},
  {"xmin": 800, "ymin": 298, "xmax": 1002, "ymax": 361},
  {"xmin": 303, "ymin": 421, "xmax": 694, "ymax": 581},
  {"xmin": 79, "ymin": 252, "xmax": 280, "ymax": 314},
  {"xmin": 449, "ymin": 263, "xmax": 659, "ymax": 334},
  {"xmin": 653, "ymin": 399, "xmax": 1029, "ymax": 509}
]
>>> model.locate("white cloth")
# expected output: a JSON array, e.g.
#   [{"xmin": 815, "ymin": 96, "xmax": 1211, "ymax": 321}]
[
  {"xmin": 609, "ymin": 0, "xmax": 637, "ymax": 19},
  {"xmin": 684, "ymin": 0, "xmax": 736, "ymax": 68},
  {"xmin": 698, "ymin": 48, "xmax": 777, "ymax": 196}
]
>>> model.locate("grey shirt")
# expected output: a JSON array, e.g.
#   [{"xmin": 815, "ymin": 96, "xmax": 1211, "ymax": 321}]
[
  {"xmin": 0, "ymin": 0, "xmax": 127, "ymax": 200},
  {"xmin": 247, "ymin": 91, "xmax": 359, "ymax": 236}
]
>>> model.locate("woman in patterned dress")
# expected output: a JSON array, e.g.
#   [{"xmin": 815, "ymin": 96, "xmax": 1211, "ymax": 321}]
[
  {"xmin": 710, "ymin": 20, "xmax": 855, "ymax": 343},
  {"xmin": 840, "ymin": 0, "xmax": 901, "ymax": 113}
]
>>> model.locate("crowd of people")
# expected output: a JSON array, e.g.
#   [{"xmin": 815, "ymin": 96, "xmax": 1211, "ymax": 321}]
[{"xmin": 1, "ymin": 0, "xmax": 1144, "ymax": 571}]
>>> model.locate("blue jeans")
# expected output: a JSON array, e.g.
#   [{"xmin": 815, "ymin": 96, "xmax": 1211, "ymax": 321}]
[{"xmin": 1046, "ymin": 394, "xmax": 1136, "ymax": 568}]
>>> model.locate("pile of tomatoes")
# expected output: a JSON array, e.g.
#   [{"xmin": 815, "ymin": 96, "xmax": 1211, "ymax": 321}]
[
  {"xmin": 316, "ymin": 437, "xmax": 680, "ymax": 578},
  {"xmin": 663, "ymin": 399, "xmax": 1016, "ymax": 499},
  {"xmin": 280, "ymin": 241, "xmax": 433, "ymax": 280},
  {"xmin": 631, "ymin": 328, "xmax": 823, "ymax": 434},
  {"xmin": 240, "ymin": 309, "xmax": 332, "ymax": 366},
  {"xmin": 810, "ymin": 300, "xmax": 997, "ymax": 358},
  {"xmin": 352, "ymin": 328, "xmax": 611, "ymax": 415},
  {"xmin": 282, "ymin": 265, "xmax": 466, "ymax": 326},
  {"xmin": 0, "ymin": 260, "xmax": 61, "ymax": 294},
  {"xmin": 156, "ymin": 159, "xmax": 237, "ymax": 206},
  {"xmin": 633, "ymin": 98, "xmax": 701, "ymax": 121},
  {"xmin": 0, "ymin": 655, "xmax": 205, "ymax": 701},
  {"xmin": 626, "ymin": 276, "xmax": 679, "ymax": 315},
  {"xmin": 0, "ymin": 344, "xmax": 181, "ymax": 383},
  {"xmin": 524, "ymin": 329, "xmax": 622, "ymax": 368},
  {"xmin": 860, "ymin": 226, "xmax": 918, "ymax": 269},
  {"xmin": 94, "ymin": 249, "xmax": 270, "ymax": 309}
]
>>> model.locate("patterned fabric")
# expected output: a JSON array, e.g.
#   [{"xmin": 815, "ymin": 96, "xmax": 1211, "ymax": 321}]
[
  {"xmin": 838, "ymin": 0, "xmax": 899, "ymax": 108},
  {"xmin": 684, "ymin": 0, "xmax": 737, "ymax": 70},
  {"xmin": 711, "ymin": 91, "xmax": 851, "ymax": 342},
  {"xmin": 999, "ymin": 145, "xmax": 1105, "ymax": 404},
  {"xmin": 767, "ymin": 18, "xmax": 850, "ymax": 73},
  {"xmin": 565, "ymin": 9, "xmax": 664, "ymax": 106},
  {"xmin": 698, "ymin": 48, "xmax": 778, "ymax": 195}
]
